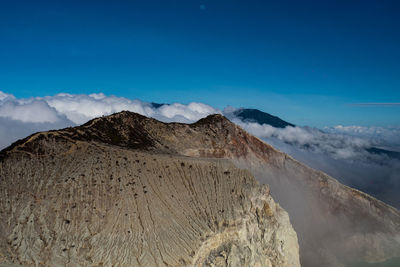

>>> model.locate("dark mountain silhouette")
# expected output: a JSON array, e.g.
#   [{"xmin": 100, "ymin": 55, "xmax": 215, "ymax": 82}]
[
  {"xmin": 367, "ymin": 147, "xmax": 400, "ymax": 160},
  {"xmin": 232, "ymin": 108, "xmax": 295, "ymax": 128}
]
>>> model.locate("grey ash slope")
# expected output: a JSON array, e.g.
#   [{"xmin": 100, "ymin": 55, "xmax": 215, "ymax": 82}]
[{"xmin": 0, "ymin": 112, "xmax": 300, "ymax": 266}]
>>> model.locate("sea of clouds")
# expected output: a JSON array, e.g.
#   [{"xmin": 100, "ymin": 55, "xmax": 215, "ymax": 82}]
[
  {"xmin": 225, "ymin": 110, "xmax": 400, "ymax": 208},
  {"xmin": 1, "ymin": 90, "xmax": 399, "ymax": 208},
  {"xmin": 0, "ymin": 91, "xmax": 221, "ymax": 149}
]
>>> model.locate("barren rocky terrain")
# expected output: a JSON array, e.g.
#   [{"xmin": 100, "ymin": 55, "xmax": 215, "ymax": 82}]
[
  {"xmin": 1, "ymin": 111, "xmax": 399, "ymax": 266},
  {"xmin": 0, "ymin": 113, "xmax": 299, "ymax": 266}
]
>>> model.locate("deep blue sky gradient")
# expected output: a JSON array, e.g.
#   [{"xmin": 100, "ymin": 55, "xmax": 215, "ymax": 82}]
[{"xmin": 1, "ymin": 0, "xmax": 399, "ymax": 126}]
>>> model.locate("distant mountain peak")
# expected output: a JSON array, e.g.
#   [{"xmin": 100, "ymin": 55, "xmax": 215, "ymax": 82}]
[{"xmin": 232, "ymin": 108, "xmax": 294, "ymax": 128}]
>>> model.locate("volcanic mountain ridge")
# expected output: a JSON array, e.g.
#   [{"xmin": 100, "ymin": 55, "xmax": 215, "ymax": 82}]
[
  {"xmin": 1, "ymin": 111, "xmax": 399, "ymax": 267},
  {"xmin": 0, "ymin": 112, "xmax": 300, "ymax": 266}
]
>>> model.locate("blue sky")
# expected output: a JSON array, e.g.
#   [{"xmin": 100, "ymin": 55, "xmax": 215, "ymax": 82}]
[{"xmin": 1, "ymin": 0, "xmax": 399, "ymax": 127}]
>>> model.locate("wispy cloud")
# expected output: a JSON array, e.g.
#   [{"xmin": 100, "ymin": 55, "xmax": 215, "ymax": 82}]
[{"xmin": 350, "ymin": 102, "xmax": 400, "ymax": 106}]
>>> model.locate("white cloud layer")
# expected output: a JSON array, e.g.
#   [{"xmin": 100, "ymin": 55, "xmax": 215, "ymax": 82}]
[
  {"xmin": 0, "ymin": 90, "xmax": 398, "ymax": 159},
  {"xmin": 232, "ymin": 120, "xmax": 372, "ymax": 160},
  {"xmin": 324, "ymin": 125, "xmax": 400, "ymax": 150},
  {"xmin": 0, "ymin": 91, "xmax": 220, "ymax": 149},
  {"xmin": 231, "ymin": 119, "xmax": 400, "ymax": 208},
  {"xmin": 0, "ymin": 100, "xmax": 62, "ymax": 123}
]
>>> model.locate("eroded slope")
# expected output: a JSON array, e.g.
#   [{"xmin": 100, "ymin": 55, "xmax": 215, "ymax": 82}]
[{"xmin": 0, "ymin": 140, "xmax": 299, "ymax": 266}]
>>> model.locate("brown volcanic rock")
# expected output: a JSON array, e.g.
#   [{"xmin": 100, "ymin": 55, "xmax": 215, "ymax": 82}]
[
  {"xmin": 0, "ymin": 113, "xmax": 300, "ymax": 266},
  {"xmin": 0, "ymin": 112, "xmax": 277, "ymax": 162}
]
